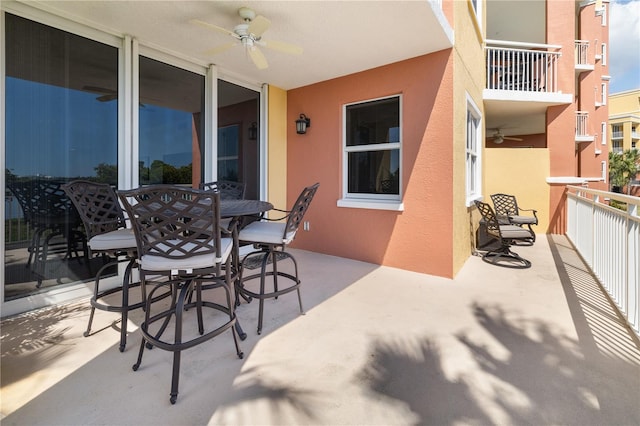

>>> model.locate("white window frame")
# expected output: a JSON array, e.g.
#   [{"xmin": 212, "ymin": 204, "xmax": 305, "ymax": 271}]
[
  {"xmin": 465, "ymin": 94, "xmax": 482, "ymax": 206},
  {"xmin": 601, "ymin": 122, "xmax": 607, "ymax": 145},
  {"xmin": 470, "ymin": 0, "xmax": 482, "ymax": 31},
  {"xmin": 601, "ymin": 161, "xmax": 607, "ymax": 182},
  {"xmin": 601, "ymin": 43, "xmax": 607, "ymax": 65},
  {"xmin": 338, "ymin": 94, "xmax": 403, "ymax": 211},
  {"xmin": 601, "ymin": 82, "xmax": 607, "ymax": 105}
]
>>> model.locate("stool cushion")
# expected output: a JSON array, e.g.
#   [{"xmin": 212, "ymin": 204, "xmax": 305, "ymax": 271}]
[
  {"xmin": 239, "ymin": 221, "xmax": 296, "ymax": 245},
  {"xmin": 89, "ymin": 228, "xmax": 137, "ymax": 251},
  {"xmin": 140, "ymin": 237, "xmax": 233, "ymax": 272}
]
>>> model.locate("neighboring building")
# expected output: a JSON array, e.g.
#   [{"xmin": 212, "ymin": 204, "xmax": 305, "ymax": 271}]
[
  {"xmin": 609, "ymin": 89, "xmax": 640, "ymax": 153},
  {"xmin": 609, "ymin": 89, "xmax": 640, "ymax": 195},
  {"xmin": 0, "ymin": 0, "xmax": 610, "ymax": 316}
]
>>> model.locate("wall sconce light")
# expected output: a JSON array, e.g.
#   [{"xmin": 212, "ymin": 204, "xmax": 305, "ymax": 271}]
[
  {"xmin": 296, "ymin": 114, "xmax": 311, "ymax": 134},
  {"xmin": 248, "ymin": 122, "xmax": 257, "ymax": 140}
]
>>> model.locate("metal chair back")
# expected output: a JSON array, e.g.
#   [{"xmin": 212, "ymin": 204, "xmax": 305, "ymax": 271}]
[
  {"xmin": 200, "ymin": 180, "xmax": 246, "ymax": 200},
  {"xmin": 118, "ymin": 185, "xmax": 223, "ymax": 267},
  {"xmin": 283, "ymin": 182, "xmax": 320, "ymax": 239},
  {"xmin": 62, "ymin": 180, "xmax": 126, "ymax": 239}
]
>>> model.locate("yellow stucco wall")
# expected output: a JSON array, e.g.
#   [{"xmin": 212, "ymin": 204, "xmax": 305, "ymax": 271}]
[
  {"xmin": 452, "ymin": 0, "xmax": 486, "ymax": 275},
  {"xmin": 483, "ymin": 149, "xmax": 551, "ymax": 231},
  {"xmin": 609, "ymin": 89, "xmax": 640, "ymax": 151},
  {"xmin": 610, "ymin": 90, "xmax": 640, "ymax": 114},
  {"xmin": 267, "ymin": 85, "xmax": 287, "ymax": 212}
]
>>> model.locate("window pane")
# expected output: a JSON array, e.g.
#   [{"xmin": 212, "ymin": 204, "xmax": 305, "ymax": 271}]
[
  {"xmin": 4, "ymin": 13, "xmax": 118, "ymax": 300},
  {"xmin": 348, "ymin": 149, "xmax": 400, "ymax": 194},
  {"xmin": 346, "ymin": 97, "xmax": 399, "ymax": 147},
  {"xmin": 217, "ymin": 125, "xmax": 239, "ymax": 181},
  {"xmin": 138, "ymin": 56, "xmax": 204, "ymax": 186}
]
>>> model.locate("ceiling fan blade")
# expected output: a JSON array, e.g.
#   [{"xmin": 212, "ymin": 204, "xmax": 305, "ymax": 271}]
[
  {"xmin": 203, "ymin": 42, "xmax": 237, "ymax": 56},
  {"xmin": 248, "ymin": 46, "xmax": 268, "ymax": 69},
  {"xmin": 190, "ymin": 19, "xmax": 237, "ymax": 37},
  {"xmin": 504, "ymin": 136, "xmax": 524, "ymax": 141},
  {"xmin": 259, "ymin": 39, "xmax": 303, "ymax": 55},
  {"xmin": 96, "ymin": 94, "xmax": 117, "ymax": 102},
  {"xmin": 83, "ymin": 85, "xmax": 116, "ymax": 94},
  {"xmin": 248, "ymin": 15, "xmax": 270, "ymax": 37}
]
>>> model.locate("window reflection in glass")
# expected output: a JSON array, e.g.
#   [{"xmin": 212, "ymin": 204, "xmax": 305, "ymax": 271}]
[
  {"xmin": 138, "ymin": 56, "xmax": 204, "ymax": 186},
  {"xmin": 218, "ymin": 125, "xmax": 240, "ymax": 182},
  {"xmin": 4, "ymin": 13, "xmax": 118, "ymax": 300}
]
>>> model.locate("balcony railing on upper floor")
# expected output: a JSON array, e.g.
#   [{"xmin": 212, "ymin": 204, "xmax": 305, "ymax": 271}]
[
  {"xmin": 566, "ymin": 186, "xmax": 640, "ymax": 337},
  {"xmin": 574, "ymin": 40, "xmax": 593, "ymax": 67},
  {"xmin": 575, "ymin": 111, "xmax": 595, "ymax": 142},
  {"xmin": 485, "ymin": 40, "xmax": 561, "ymax": 93}
]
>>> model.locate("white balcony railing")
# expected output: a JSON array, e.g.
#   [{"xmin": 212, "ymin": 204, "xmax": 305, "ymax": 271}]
[
  {"xmin": 566, "ymin": 186, "xmax": 640, "ymax": 337},
  {"xmin": 575, "ymin": 111, "xmax": 594, "ymax": 142},
  {"xmin": 486, "ymin": 41, "xmax": 561, "ymax": 93},
  {"xmin": 574, "ymin": 40, "xmax": 590, "ymax": 66},
  {"xmin": 576, "ymin": 111, "xmax": 589, "ymax": 136}
]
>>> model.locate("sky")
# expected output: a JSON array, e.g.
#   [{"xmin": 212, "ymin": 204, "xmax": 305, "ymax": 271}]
[{"xmin": 609, "ymin": 0, "xmax": 640, "ymax": 93}]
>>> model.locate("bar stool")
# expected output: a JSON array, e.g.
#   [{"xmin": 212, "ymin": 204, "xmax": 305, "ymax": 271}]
[
  {"xmin": 63, "ymin": 180, "xmax": 144, "ymax": 352},
  {"xmin": 118, "ymin": 185, "xmax": 243, "ymax": 404}
]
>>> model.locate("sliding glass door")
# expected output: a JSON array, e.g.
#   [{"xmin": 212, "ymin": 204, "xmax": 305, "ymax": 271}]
[
  {"xmin": 4, "ymin": 13, "xmax": 118, "ymax": 301},
  {"xmin": 2, "ymin": 10, "xmax": 263, "ymax": 314}
]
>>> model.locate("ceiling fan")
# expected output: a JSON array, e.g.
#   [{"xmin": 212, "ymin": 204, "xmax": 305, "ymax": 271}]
[
  {"xmin": 490, "ymin": 129, "xmax": 523, "ymax": 144},
  {"xmin": 82, "ymin": 85, "xmax": 117, "ymax": 102},
  {"xmin": 190, "ymin": 7, "xmax": 303, "ymax": 70},
  {"xmin": 82, "ymin": 85, "xmax": 147, "ymax": 107}
]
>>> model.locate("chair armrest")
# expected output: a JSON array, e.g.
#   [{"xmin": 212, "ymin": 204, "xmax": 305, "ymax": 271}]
[
  {"xmin": 260, "ymin": 208, "xmax": 291, "ymax": 222},
  {"xmin": 519, "ymin": 208, "xmax": 538, "ymax": 218}
]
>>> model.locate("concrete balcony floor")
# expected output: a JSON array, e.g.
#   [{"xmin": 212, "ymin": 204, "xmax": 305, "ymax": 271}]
[{"xmin": 2, "ymin": 235, "xmax": 639, "ymax": 425}]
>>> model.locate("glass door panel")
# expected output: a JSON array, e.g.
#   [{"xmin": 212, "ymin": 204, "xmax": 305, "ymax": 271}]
[
  {"xmin": 138, "ymin": 56, "xmax": 204, "ymax": 187},
  {"xmin": 217, "ymin": 80, "xmax": 260, "ymax": 199},
  {"xmin": 4, "ymin": 13, "xmax": 118, "ymax": 301}
]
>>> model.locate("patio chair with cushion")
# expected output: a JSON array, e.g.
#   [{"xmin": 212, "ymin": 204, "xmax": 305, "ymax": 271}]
[
  {"xmin": 490, "ymin": 193, "xmax": 538, "ymax": 243},
  {"xmin": 62, "ymin": 180, "xmax": 144, "ymax": 352},
  {"xmin": 475, "ymin": 200, "xmax": 534, "ymax": 269},
  {"xmin": 118, "ymin": 185, "xmax": 243, "ymax": 404},
  {"xmin": 236, "ymin": 182, "xmax": 319, "ymax": 335}
]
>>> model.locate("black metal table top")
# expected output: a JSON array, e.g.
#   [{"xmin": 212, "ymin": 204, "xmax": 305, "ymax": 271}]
[{"xmin": 220, "ymin": 199, "xmax": 273, "ymax": 218}]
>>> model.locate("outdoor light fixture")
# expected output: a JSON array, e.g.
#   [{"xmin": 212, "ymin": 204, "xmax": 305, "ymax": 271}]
[
  {"xmin": 248, "ymin": 122, "xmax": 257, "ymax": 140},
  {"xmin": 295, "ymin": 114, "xmax": 311, "ymax": 134}
]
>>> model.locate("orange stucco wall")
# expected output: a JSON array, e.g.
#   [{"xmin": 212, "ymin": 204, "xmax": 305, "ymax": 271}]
[
  {"xmin": 286, "ymin": 51, "xmax": 455, "ymax": 277},
  {"xmin": 546, "ymin": 0, "xmax": 575, "ymax": 235},
  {"xmin": 577, "ymin": 1, "xmax": 610, "ymax": 191},
  {"xmin": 545, "ymin": 0, "xmax": 611, "ymax": 234}
]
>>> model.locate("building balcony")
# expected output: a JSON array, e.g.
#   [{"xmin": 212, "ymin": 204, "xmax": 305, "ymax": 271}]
[
  {"xmin": 575, "ymin": 40, "xmax": 595, "ymax": 74},
  {"xmin": 484, "ymin": 41, "xmax": 572, "ymax": 138},
  {"xmin": 576, "ymin": 111, "xmax": 595, "ymax": 143},
  {"xmin": 2, "ymin": 189, "xmax": 639, "ymax": 423}
]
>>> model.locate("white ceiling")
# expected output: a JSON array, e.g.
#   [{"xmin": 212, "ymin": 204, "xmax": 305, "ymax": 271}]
[{"xmin": 25, "ymin": 0, "xmax": 453, "ymax": 90}]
